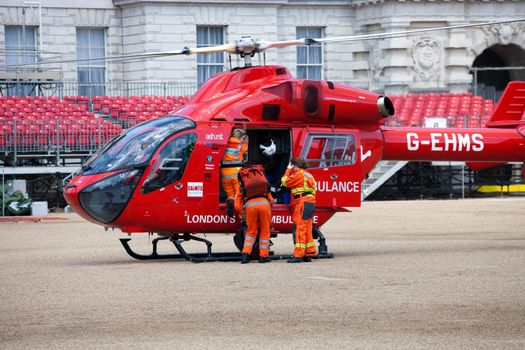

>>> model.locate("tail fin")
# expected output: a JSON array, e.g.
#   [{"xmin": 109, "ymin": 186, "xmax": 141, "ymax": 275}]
[
  {"xmin": 467, "ymin": 81, "xmax": 525, "ymax": 170},
  {"xmin": 486, "ymin": 81, "xmax": 525, "ymax": 128}
]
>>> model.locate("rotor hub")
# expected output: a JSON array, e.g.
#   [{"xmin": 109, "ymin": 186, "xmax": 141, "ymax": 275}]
[{"xmin": 235, "ymin": 36, "xmax": 258, "ymax": 56}]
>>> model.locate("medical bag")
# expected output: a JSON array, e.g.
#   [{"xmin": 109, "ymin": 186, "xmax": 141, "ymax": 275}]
[{"xmin": 238, "ymin": 165, "xmax": 269, "ymax": 200}]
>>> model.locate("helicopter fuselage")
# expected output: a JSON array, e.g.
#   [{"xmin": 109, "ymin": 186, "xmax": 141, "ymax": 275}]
[{"xmin": 63, "ymin": 66, "xmax": 525, "ymax": 235}]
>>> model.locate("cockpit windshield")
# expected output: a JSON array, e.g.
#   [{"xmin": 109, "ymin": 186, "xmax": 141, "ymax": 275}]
[{"xmin": 81, "ymin": 116, "xmax": 196, "ymax": 175}]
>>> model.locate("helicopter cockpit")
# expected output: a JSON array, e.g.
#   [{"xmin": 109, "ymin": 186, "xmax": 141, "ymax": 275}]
[
  {"xmin": 76, "ymin": 116, "xmax": 196, "ymax": 223},
  {"xmin": 81, "ymin": 116, "xmax": 195, "ymax": 175}
]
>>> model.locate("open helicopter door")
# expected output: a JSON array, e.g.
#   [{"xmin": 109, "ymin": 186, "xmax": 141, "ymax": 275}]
[{"xmin": 298, "ymin": 128, "xmax": 362, "ymax": 208}]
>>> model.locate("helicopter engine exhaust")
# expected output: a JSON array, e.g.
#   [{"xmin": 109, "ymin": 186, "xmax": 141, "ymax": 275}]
[
  {"xmin": 377, "ymin": 96, "xmax": 395, "ymax": 118},
  {"xmin": 261, "ymin": 77, "xmax": 394, "ymax": 125}
]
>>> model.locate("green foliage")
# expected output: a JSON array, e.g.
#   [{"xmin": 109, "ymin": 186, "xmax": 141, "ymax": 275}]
[{"xmin": 1, "ymin": 190, "xmax": 33, "ymax": 216}]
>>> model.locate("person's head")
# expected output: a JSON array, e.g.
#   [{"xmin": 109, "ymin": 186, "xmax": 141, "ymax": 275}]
[
  {"xmin": 232, "ymin": 128, "xmax": 246, "ymax": 139},
  {"xmin": 291, "ymin": 157, "xmax": 309, "ymax": 169}
]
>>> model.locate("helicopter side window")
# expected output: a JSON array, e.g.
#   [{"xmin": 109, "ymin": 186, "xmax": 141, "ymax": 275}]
[
  {"xmin": 305, "ymin": 138, "xmax": 326, "ymax": 168},
  {"xmin": 303, "ymin": 134, "xmax": 356, "ymax": 169},
  {"xmin": 141, "ymin": 133, "xmax": 197, "ymax": 194}
]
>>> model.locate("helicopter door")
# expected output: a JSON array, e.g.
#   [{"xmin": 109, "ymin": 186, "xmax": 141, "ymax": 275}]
[
  {"xmin": 299, "ymin": 130, "xmax": 361, "ymax": 208},
  {"xmin": 129, "ymin": 132, "xmax": 197, "ymax": 228}
]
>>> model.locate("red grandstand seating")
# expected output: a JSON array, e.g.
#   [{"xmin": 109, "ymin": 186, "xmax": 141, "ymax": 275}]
[
  {"xmin": 388, "ymin": 92, "xmax": 497, "ymax": 127},
  {"xmin": 0, "ymin": 94, "xmax": 181, "ymax": 153}
]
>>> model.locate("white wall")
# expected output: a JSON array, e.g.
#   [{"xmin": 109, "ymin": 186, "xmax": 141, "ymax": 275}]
[{"xmin": 0, "ymin": 0, "xmax": 524, "ymax": 92}]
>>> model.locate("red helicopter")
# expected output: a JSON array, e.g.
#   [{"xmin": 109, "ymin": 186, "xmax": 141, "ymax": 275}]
[{"xmin": 60, "ymin": 21, "xmax": 525, "ymax": 262}]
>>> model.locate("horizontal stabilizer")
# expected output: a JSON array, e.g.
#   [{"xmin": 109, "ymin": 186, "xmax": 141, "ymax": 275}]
[
  {"xmin": 486, "ymin": 81, "xmax": 525, "ymax": 128},
  {"xmin": 466, "ymin": 161, "xmax": 505, "ymax": 171}
]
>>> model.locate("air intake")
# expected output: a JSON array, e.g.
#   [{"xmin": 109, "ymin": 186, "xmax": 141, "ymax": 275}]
[{"xmin": 302, "ymin": 81, "xmax": 322, "ymax": 118}]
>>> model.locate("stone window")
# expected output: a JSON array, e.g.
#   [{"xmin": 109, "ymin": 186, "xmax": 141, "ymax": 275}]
[
  {"xmin": 197, "ymin": 26, "xmax": 225, "ymax": 86},
  {"xmin": 76, "ymin": 28, "xmax": 106, "ymax": 97},
  {"xmin": 5, "ymin": 26, "xmax": 37, "ymax": 95},
  {"xmin": 5, "ymin": 26, "xmax": 37, "ymax": 67},
  {"xmin": 296, "ymin": 27, "xmax": 323, "ymax": 80}
]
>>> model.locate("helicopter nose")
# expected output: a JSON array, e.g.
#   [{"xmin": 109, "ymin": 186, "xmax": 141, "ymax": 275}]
[
  {"xmin": 64, "ymin": 169, "xmax": 143, "ymax": 224},
  {"xmin": 77, "ymin": 169, "xmax": 143, "ymax": 224}
]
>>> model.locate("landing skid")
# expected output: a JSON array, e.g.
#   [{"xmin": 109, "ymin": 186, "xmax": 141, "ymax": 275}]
[{"xmin": 119, "ymin": 232, "xmax": 334, "ymax": 263}]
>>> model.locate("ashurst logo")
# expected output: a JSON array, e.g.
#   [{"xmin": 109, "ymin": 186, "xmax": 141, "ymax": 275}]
[{"xmin": 205, "ymin": 133, "xmax": 224, "ymax": 141}]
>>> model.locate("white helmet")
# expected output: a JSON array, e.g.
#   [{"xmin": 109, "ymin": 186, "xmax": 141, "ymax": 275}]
[{"xmin": 259, "ymin": 138, "xmax": 276, "ymax": 157}]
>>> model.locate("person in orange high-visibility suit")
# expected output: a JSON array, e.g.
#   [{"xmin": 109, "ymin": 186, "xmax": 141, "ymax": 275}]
[
  {"xmin": 221, "ymin": 129, "xmax": 248, "ymax": 217},
  {"xmin": 281, "ymin": 157, "xmax": 317, "ymax": 263},
  {"xmin": 233, "ymin": 179, "xmax": 274, "ymax": 264}
]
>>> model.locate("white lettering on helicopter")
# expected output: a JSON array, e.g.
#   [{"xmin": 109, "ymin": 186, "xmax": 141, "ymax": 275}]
[
  {"xmin": 183, "ymin": 214, "xmax": 318, "ymax": 225},
  {"xmin": 326, "ymin": 97, "xmax": 357, "ymax": 103},
  {"xmin": 317, "ymin": 181, "xmax": 360, "ymax": 193},
  {"xmin": 186, "ymin": 214, "xmax": 236, "ymax": 224},
  {"xmin": 271, "ymin": 215, "xmax": 319, "ymax": 224},
  {"xmin": 326, "ymin": 96, "xmax": 366, "ymax": 103},
  {"xmin": 407, "ymin": 132, "xmax": 484, "ymax": 152},
  {"xmin": 360, "ymin": 146, "xmax": 372, "ymax": 161},
  {"xmin": 205, "ymin": 133, "xmax": 224, "ymax": 141}
]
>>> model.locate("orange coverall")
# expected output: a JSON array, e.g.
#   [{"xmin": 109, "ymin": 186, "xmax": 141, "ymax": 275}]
[
  {"xmin": 234, "ymin": 183, "xmax": 274, "ymax": 258},
  {"xmin": 220, "ymin": 136, "xmax": 248, "ymax": 200},
  {"xmin": 281, "ymin": 167, "xmax": 317, "ymax": 258}
]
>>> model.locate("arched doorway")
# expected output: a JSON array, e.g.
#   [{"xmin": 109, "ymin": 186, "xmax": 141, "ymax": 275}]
[{"xmin": 471, "ymin": 44, "xmax": 525, "ymax": 99}]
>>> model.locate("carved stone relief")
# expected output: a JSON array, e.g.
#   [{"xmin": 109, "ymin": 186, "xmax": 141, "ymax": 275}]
[
  {"xmin": 483, "ymin": 23, "xmax": 521, "ymax": 45},
  {"xmin": 370, "ymin": 45, "xmax": 384, "ymax": 80},
  {"xmin": 411, "ymin": 36, "xmax": 441, "ymax": 80}
]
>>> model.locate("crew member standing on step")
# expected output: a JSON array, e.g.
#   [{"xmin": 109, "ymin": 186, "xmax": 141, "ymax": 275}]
[
  {"xmin": 221, "ymin": 129, "xmax": 248, "ymax": 217},
  {"xmin": 281, "ymin": 157, "xmax": 318, "ymax": 263},
  {"xmin": 233, "ymin": 164, "xmax": 274, "ymax": 264}
]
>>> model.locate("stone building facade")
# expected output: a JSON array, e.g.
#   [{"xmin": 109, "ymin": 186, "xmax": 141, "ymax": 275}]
[{"xmin": 0, "ymin": 0, "xmax": 524, "ymax": 95}]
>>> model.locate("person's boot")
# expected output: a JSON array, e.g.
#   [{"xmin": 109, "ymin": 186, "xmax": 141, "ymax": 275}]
[
  {"xmin": 227, "ymin": 199, "xmax": 234, "ymax": 218},
  {"xmin": 259, "ymin": 257, "xmax": 270, "ymax": 264},
  {"xmin": 303, "ymin": 256, "xmax": 312, "ymax": 262},
  {"xmin": 241, "ymin": 253, "xmax": 250, "ymax": 264},
  {"xmin": 287, "ymin": 257, "xmax": 303, "ymax": 263}
]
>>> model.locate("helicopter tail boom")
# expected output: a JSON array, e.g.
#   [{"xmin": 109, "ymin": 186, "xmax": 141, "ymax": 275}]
[
  {"xmin": 382, "ymin": 81, "xmax": 525, "ymax": 163},
  {"xmin": 381, "ymin": 125, "xmax": 525, "ymax": 163}
]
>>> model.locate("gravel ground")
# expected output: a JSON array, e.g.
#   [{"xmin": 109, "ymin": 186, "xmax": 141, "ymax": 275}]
[{"xmin": 1, "ymin": 197, "xmax": 524, "ymax": 349}]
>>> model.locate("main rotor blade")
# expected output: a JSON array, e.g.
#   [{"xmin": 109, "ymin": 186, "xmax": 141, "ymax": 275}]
[
  {"xmin": 256, "ymin": 39, "xmax": 310, "ymax": 51},
  {"xmin": 0, "ymin": 43, "xmax": 237, "ymax": 68},
  {"xmin": 188, "ymin": 43, "xmax": 237, "ymax": 54},
  {"xmin": 251, "ymin": 18, "xmax": 525, "ymax": 53},
  {"xmin": 1, "ymin": 18, "xmax": 523, "ymax": 69},
  {"xmin": 310, "ymin": 18, "xmax": 525, "ymax": 45}
]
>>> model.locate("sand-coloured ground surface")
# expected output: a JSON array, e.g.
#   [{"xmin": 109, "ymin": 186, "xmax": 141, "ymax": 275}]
[{"xmin": 1, "ymin": 197, "xmax": 524, "ymax": 349}]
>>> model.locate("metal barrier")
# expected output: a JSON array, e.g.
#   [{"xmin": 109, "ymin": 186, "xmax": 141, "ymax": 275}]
[
  {"xmin": 1, "ymin": 79, "xmax": 474, "ymax": 98},
  {"xmin": 0, "ymin": 80, "xmax": 199, "ymax": 98},
  {"xmin": 0, "ymin": 118, "xmax": 123, "ymax": 164}
]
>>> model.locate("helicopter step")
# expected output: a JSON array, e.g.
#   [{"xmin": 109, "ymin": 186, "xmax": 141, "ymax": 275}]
[{"xmin": 119, "ymin": 230, "xmax": 334, "ymax": 263}]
